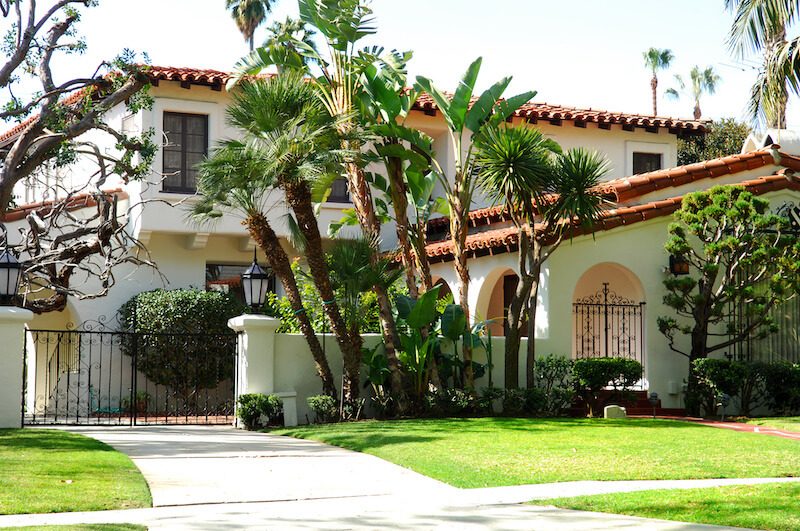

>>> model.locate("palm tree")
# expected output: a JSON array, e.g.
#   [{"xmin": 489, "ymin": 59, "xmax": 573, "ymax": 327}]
[
  {"xmin": 643, "ymin": 47, "xmax": 674, "ymax": 116},
  {"xmin": 666, "ymin": 66, "xmax": 721, "ymax": 119},
  {"xmin": 225, "ymin": 0, "xmax": 273, "ymax": 52},
  {"xmin": 193, "ymin": 147, "xmax": 337, "ymax": 397},
  {"xmin": 475, "ymin": 126, "xmax": 610, "ymax": 388},
  {"xmin": 263, "ymin": 17, "xmax": 320, "ymax": 71},
  {"xmin": 211, "ymin": 73, "xmax": 365, "ymax": 402},
  {"xmin": 229, "ymin": 1, "xmax": 407, "ymax": 397}
]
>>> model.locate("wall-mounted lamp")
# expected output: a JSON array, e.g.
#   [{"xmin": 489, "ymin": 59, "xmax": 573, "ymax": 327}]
[{"xmin": 668, "ymin": 255, "xmax": 690, "ymax": 275}]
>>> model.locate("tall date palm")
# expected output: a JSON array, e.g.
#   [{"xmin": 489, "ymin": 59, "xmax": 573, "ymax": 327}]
[
  {"xmin": 225, "ymin": 0, "xmax": 273, "ymax": 51},
  {"xmin": 643, "ymin": 47, "xmax": 674, "ymax": 116}
]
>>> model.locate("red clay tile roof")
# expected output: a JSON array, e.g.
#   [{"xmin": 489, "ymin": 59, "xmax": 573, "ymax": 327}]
[
  {"xmin": 597, "ymin": 149, "xmax": 783, "ymax": 202},
  {"xmin": 1, "ymin": 189, "xmax": 128, "ymax": 223},
  {"xmin": 144, "ymin": 65, "xmax": 234, "ymax": 87},
  {"xmin": 412, "ymin": 93, "xmax": 708, "ymax": 133},
  {"xmin": 0, "ymin": 89, "xmax": 90, "ymax": 146},
  {"xmin": 425, "ymin": 172, "xmax": 800, "ymax": 263}
]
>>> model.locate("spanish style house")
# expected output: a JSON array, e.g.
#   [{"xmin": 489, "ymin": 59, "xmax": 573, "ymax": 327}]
[{"xmin": 10, "ymin": 65, "xmax": 799, "ymax": 419}]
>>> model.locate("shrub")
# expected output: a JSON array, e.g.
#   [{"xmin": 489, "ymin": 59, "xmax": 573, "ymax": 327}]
[
  {"xmin": 501, "ymin": 387, "xmax": 546, "ymax": 416},
  {"xmin": 237, "ymin": 394, "xmax": 284, "ymax": 430},
  {"xmin": 479, "ymin": 386, "xmax": 505, "ymax": 414},
  {"xmin": 307, "ymin": 395, "xmax": 338, "ymax": 423},
  {"xmin": 118, "ymin": 289, "xmax": 242, "ymax": 402},
  {"xmin": 533, "ymin": 354, "xmax": 575, "ymax": 414},
  {"xmin": 763, "ymin": 363, "xmax": 800, "ymax": 415},
  {"xmin": 426, "ymin": 388, "xmax": 477, "ymax": 416},
  {"xmin": 691, "ymin": 359, "xmax": 771, "ymax": 416},
  {"xmin": 573, "ymin": 357, "xmax": 643, "ymax": 417}
]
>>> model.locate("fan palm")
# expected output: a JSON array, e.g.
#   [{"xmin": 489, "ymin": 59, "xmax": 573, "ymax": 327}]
[
  {"xmin": 225, "ymin": 0, "xmax": 273, "ymax": 51},
  {"xmin": 213, "ymin": 72, "xmax": 365, "ymax": 401},
  {"xmin": 475, "ymin": 126, "xmax": 610, "ymax": 388},
  {"xmin": 666, "ymin": 66, "xmax": 721, "ymax": 119},
  {"xmin": 193, "ymin": 149, "xmax": 337, "ymax": 397},
  {"xmin": 643, "ymin": 47, "xmax": 674, "ymax": 116},
  {"xmin": 725, "ymin": 0, "xmax": 799, "ymax": 127}
]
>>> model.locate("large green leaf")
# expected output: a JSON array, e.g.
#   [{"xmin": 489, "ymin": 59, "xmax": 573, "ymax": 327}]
[
  {"xmin": 415, "ymin": 77, "xmax": 456, "ymax": 132},
  {"xmin": 448, "ymin": 57, "xmax": 483, "ymax": 133},
  {"xmin": 405, "ymin": 285, "xmax": 441, "ymax": 329},
  {"xmin": 440, "ymin": 303, "xmax": 466, "ymax": 341},
  {"xmin": 487, "ymin": 91, "xmax": 537, "ymax": 128},
  {"xmin": 464, "ymin": 76, "xmax": 511, "ymax": 134}
]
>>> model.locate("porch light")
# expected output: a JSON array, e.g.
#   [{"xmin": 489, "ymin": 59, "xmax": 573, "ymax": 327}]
[
  {"xmin": 649, "ymin": 392, "xmax": 659, "ymax": 419},
  {"xmin": 668, "ymin": 254, "xmax": 690, "ymax": 275},
  {"xmin": 0, "ymin": 224, "xmax": 21, "ymax": 305},
  {"xmin": 240, "ymin": 251, "xmax": 270, "ymax": 313}
]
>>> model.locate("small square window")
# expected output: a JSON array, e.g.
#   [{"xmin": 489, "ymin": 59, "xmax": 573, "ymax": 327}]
[
  {"xmin": 633, "ymin": 152, "xmax": 662, "ymax": 175},
  {"xmin": 326, "ymin": 177, "xmax": 350, "ymax": 203}
]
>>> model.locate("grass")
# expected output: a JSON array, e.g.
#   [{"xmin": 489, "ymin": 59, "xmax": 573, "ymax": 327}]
[
  {"xmin": 0, "ymin": 429, "xmax": 151, "ymax": 515},
  {"xmin": 534, "ymin": 481, "xmax": 800, "ymax": 531},
  {"xmin": 0, "ymin": 526, "xmax": 146, "ymax": 531},
  {"xmin": 272, "ymin": 417, "xmax": 800, "ymax": 488},
  {"xmin": 740, "ymin": 416, "xmax": 800, "ymax": 433}
]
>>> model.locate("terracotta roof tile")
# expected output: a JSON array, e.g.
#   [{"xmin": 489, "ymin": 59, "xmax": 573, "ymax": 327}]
[
  {"xmin": 1, "ymin": 189, "xmax": 127, "ymax": 223},
  {"xmin": 425, "ymin": 174, "xmax": 800, "ymax": 262},
  {"xmin": 597, "ymin": 149, "xmax": 779, "ymax": 201},
  {"xmin": 412, "ymin": 92, "xmax": 708, "ymax": 133}
]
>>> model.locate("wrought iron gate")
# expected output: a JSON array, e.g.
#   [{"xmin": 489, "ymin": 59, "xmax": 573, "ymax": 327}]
[
  {"xmin": 573, "ymin": 283, "xmax": 645, "ymax": 366},
  {"xmin": 23, "ymin": 315, "xmax": 238, "ymax": 426}
]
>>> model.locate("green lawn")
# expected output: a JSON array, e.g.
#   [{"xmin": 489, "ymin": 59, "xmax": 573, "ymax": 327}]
[
  {"xmin": 535, "ymin": 481, "xmax": 800, "ymax": 531},
  {"xmin": 0, "ymin": 429, "xmax": 151, "ymax": 515},
  {"xmin": 741, "ymin": 416, "xmax": 800, "ymax": 432},
  {"xmin": 272, "ymin": 417, "xmax": 800, "ymax": 488}
]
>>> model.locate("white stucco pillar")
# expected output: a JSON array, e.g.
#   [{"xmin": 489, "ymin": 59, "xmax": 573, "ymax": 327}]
[
  {"xmin": 0, "ymin": 307, "xmax": 33, "ymax": 428},
  {"xmin": 227, "ymin": 314, "xmax": 297, "ymax": 427}
]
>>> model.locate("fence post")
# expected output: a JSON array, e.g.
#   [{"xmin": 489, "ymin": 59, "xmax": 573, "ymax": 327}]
[
  {"xmin": 227, "ymin": 314, "xmax": 297, "ymax": 427},
  {"xmin": 1, "ymin": 307, "xmax": 34, "ymax": 428}
]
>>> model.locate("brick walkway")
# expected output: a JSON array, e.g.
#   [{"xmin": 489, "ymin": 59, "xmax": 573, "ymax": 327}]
[{"xmin": 631, "ymin": 415, "xmax": 800, "ymax": 441}]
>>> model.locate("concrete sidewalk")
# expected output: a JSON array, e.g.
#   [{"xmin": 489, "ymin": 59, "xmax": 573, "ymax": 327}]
[{"xmin": 2, "ymin": 424, "xmax": 794, "ymax": 529}]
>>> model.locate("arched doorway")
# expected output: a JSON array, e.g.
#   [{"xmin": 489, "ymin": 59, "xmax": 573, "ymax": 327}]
[
  {"xmin": 572, "ymin": 263, "xmax": 646, "ymax": 366},
  {"xmin": 481, "ymin": 269, "xmax": 528, "ymax": 338}
]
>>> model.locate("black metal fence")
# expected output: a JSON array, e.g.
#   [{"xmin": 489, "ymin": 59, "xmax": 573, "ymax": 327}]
[
  {"xmin": 23, "ymin": 315, "xmax": 238, "ymax": 426},
  {"xmin": 573, "ymin": 283, "xmax": 645, "ymax": 367}
]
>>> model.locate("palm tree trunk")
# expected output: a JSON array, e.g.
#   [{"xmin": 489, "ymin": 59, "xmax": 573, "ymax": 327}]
[
  {"xmin": 246, "ymin": 213, "xmax": 337, "ymax": 397},
  {"xmin": 386, "ymin": 151, "xmax": 419, "ymax": 299},
  {"xmin": 283, "ymin": 180, "xmax": 361, "ymax": 401},
  {"xmin": 693, "ymin": 101, "xmax": 702, "ymax": 120},
  {"xmin": 344, "ymin": 159, "xmax": 406, "ymax": 397},
  {"xmin": 651, "ymin": 75, "xmax": 658, "ymax": 116}
]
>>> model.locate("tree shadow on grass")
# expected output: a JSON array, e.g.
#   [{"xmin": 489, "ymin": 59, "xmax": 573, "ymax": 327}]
[{"xmin": 0, "ymin": 429, "xmax": 115, "ymax": 453}]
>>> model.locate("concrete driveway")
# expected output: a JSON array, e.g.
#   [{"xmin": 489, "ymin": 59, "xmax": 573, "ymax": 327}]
[{"xmin": 0, "ymin": 424, "xmax": 789, "ymax": 530}]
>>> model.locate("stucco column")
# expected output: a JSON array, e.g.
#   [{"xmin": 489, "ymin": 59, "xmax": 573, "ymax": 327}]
[
  {"xmin": 0, "ymin": 307, "xmax": 34, "ymax": 428},
  {"xmin": 228, "ymin": 314, "xmax": 297, "ymax": 426}
]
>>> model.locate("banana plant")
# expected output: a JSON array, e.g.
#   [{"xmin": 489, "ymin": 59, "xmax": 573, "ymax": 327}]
[
  {"xmin": 395, "ymin": 285, "xmax": 441, "ymax": 396},
  {"xmin": 415, "ymin": 57, "xmax": 536, "ymax": 386}
]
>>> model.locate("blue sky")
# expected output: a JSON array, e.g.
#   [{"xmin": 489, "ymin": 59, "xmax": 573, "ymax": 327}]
[{"xmin": 51, "ymin": 1, "xmax": 800, "ymax": 129}]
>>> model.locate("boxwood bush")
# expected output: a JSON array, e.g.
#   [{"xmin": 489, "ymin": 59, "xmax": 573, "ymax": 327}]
[{"xmin": 237, "ymin": 393, "xmax": 283, "ymax": 430}]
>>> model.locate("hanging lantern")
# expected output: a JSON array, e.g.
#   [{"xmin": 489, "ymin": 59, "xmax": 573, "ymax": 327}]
[
  {"xmin": 240, "ymin": 251, "xmax": 270, "ymax": 312},
  {"xmin": 668, "ymin": 254, "xmax": 690, "ymax": 275}
]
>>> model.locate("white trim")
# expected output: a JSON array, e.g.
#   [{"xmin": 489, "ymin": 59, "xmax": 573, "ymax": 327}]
[{"xmin": 625, "ymin": 140, "xmax": 670, "ymax": 176}]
